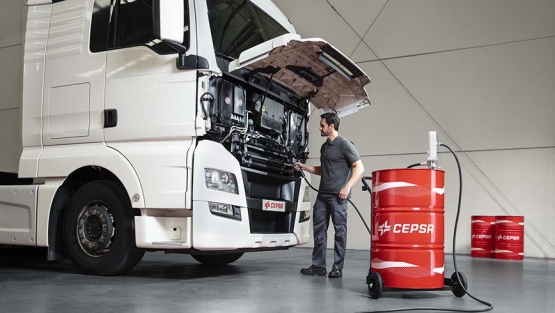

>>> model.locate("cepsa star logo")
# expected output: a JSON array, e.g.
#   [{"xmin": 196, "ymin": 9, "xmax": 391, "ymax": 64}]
[
  {"xmin": 377, "ymin": 221, "xmax": 392, "ymax": 236},
  {"xmin": 377, "ymin": 220, "xmax": 435, "ymax": 236}
]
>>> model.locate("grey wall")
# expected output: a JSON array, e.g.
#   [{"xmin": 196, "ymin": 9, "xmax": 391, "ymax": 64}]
[
  {"xmin": 273, "ymin": 0, "xmax": 555, "ymax": 258},
  {"xmin": 0, "ymin": 0, "xmax": 24, "ymax": 172}
]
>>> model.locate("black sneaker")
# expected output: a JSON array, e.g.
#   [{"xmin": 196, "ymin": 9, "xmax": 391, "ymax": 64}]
[
  {"xmin": 328, "ymin": 268, "xmax": 342, "ymax": 278},
  {"xmin": 300, "ymin": 265, "xmax": 327, "ymax": 276}
]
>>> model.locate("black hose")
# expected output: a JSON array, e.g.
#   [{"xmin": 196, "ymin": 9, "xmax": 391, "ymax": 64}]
[
  {"xmin": 406, "ymin": 163, "xmax": 422, "ymax": 169},
  {"xmin": 199, "ymin": 92, "xmax": 214, "ymax": 120},
  {"xmin": 440, "ymin": 143, "xmax": 493, "ymax": 312},
  {"xmin": 298, "ymin": 169, "xmax": 371, "ymax": 235}
]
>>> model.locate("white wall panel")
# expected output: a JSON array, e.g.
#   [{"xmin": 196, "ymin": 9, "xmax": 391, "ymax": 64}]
[
  {"xmin": 0, "ymin": 0, "xmax": 23, "ymax": 48},
  {"xmin": 350, "ymin": 43, "xmax": 378, "ymax": 63},
  {"xmin": 466, "ymin": 148, "xmax": 555, "ymax": 258},
  {"xmin": 308, "ymin": 61, "xmax": 442, "ymax": 158},
  {"xmin": 328, "ymin": 0, "xmax": 387, "ymax": 38},
  {"xmin": 383, "ymin": 37, "xmax": 555, "ymax": 151},
  {"xmin": 0, "ymin": 109, "xmax": 22, "ymax": 173},
  {"xmin": 304, "ymin": 149, "xmax": 555, "ymax": 259},
  {"xmin": 272, "ymin": 0, "xmax": 361, "ymax": 56},
  {"xmin": 278, "ymin": 0, "xmax": 555, "ymax": 259},
  {"xmin": 0, "ymin": 45, "xmax": 23, "ymax": 111},
  {"xmin": 365, "ymin": 0, "xmax": 555, "ymax": 59}
]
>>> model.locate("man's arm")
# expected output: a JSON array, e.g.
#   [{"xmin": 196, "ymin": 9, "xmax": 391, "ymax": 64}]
[
  {"xmin": 295, "ymin": 162, "xmax": 322, "ymax": 176},
  {"xmin": 339, "ymin": 160, "xmax": 364, "ymax": 199}
]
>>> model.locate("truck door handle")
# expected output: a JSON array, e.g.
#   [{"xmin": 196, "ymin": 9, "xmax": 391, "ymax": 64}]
[{"xmin": 104, "ymin": 109, "xmax": 118, "ymax": 128}]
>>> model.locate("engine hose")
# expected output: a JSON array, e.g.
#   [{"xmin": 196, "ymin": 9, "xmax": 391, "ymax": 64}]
[
  {"xmin": 199, "ymin": 92, "xmax": 214, "ymax": 120},
  {"xmin": 297, "ymin": 144, "xmax": 493, "ymax": 313}
]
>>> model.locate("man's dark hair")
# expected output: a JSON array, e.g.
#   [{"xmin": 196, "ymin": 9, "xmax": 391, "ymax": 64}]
[{"xmin": 320, "ymin": 112, "xmax": 340, "ymax": 131}]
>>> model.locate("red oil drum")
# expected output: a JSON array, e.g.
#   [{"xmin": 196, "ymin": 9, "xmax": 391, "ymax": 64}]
[
  {"xmin": 371, "ymin": 169, "xmax": 445, "ymax": 289},
  {"xmin": 494, "ymin": 216, "xmax": 524, "ymax": 260},
  {"xmin": 470, "ymin": 216, "xmax": 495, "ymax": 258}
]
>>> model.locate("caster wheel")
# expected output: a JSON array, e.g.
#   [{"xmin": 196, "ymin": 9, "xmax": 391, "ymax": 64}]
[
  {"xmin": 368, "ymin": 272, "xmax": 384, "ymax": 299},
  {"xmin": 451, "ymin": 271, "xmax": 468, "ymax": 297}
]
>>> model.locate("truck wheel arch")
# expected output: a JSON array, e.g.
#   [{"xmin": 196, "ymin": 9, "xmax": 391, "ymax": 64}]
[{"xmin": 47, "ymin": 166, "xmax": 142, "ymax": 261}]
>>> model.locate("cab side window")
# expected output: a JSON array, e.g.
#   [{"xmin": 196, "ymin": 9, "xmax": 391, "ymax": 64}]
[
  {"xmin": 115, "ymin": 0, "xmax": 155, "ymax": 48},
  {"xmin": 90, "ymin": 0, "xmax": 190, "ymax": 54},
  {"xmin": 90, "ymin": 0, "xmax": 111, "ymax": 52}
]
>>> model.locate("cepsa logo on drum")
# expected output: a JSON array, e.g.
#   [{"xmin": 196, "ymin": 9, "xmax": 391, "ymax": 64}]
[
  {"xmin": 497, "ymin": 235, "xmax": 520, "ymax": 241},
  {"xmin": 472, "ymin": 234, "xmax": 492, "ymax": 239},
  {"xmin": 377, "ymin": 220, "xmax": 434, "ymax": 236}
]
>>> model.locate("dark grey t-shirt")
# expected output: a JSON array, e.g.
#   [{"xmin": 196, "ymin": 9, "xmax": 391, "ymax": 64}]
[{"xmin": 318, "ymin": 135, "xmax": 360, "ymax": 198}]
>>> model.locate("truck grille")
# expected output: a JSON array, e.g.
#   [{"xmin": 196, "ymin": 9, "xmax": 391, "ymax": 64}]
[{"xmin": 248, "ymin": 209, "xmax": 296, "ymax": 234}]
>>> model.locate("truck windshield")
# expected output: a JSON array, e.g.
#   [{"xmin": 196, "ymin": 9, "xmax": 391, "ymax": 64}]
[{"xmin": 207, "ymin": 0, "xmax": 289, "ymax": 60}]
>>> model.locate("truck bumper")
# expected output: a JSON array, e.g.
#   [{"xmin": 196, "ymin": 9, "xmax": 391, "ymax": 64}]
[{"xmin": 134, "ymin": 200, "xmax": 311, "ymax": 251}]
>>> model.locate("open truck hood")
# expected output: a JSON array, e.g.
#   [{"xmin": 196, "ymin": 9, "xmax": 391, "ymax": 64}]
[{"xmin": 229, "ymin": 34, "xmax": 371, "ymax": 117}]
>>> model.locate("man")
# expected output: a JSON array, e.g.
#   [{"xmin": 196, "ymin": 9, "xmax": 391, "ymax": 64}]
[{"xmin": 295, "ymin": 112, "xmax": 364, "ymax": 278}]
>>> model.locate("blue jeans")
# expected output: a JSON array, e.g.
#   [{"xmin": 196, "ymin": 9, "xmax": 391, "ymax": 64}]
[{"xmin": 311, "ymin": 197, "xmax": 348, "ymax": 270}]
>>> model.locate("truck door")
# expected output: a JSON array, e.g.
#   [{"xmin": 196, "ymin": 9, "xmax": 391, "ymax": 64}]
[
  {"xmin": 41, "ymin": 0, "xmax": 107, "ymax": 145},
  {"xmin": 103, "ymin": 0, "xmax": 198, "ymax": 209},
  {"xmin": 104, "ymin": 0, "xmax": 197, "ymax": 144}
]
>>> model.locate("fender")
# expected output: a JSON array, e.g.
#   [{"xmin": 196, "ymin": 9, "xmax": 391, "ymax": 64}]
[
  {"xmin": 36, "ymin": 143, "xmax": 145, "ymax": 208},
  {"xmin": 93, "ymin": 143, "xmax": 145, "ymax": 208}
]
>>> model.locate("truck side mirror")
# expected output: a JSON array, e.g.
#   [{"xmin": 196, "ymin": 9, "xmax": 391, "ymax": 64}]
[{"xmin": 153, "ymin": 0, "xmax": 184, "ymax": 45}]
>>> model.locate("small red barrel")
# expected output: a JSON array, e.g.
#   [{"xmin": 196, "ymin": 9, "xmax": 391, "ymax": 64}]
[
  {"xmin": 470, "ymin": 216, "xmax": 495, "ymax": 258},
  {"xmin": 371, "ymin": 169, "xmax": 445, "ymax": 289},
  {"xmin": 494, "ymin": 216, "xmax": 524, "ymax": 260}
]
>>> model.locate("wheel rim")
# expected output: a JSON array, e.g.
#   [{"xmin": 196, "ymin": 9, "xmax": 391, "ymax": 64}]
[
  {"xmin": 76, "ymin": 200, "xmax": 116, "ymax": 257},
  {"xmin": 368, "ymin": 273, "xmax": 382, "ymax": 298},
  {"xmin": 369, "ymin": 280, "xmax": 377, "ymax": 294}
]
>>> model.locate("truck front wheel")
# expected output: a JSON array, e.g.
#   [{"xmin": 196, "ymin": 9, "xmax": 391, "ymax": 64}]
[
  {"xmin": 191, "ymin": 253, "xmax": 244, "ymax": 265},
  {"xmin": 63, "ymin": 180, "xmax": 145, "ymax": 275}
]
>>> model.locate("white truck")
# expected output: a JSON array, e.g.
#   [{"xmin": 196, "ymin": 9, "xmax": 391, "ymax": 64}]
[{"xmin": 0, "ymin": 0, "xmax": 370, "ymax": 275}]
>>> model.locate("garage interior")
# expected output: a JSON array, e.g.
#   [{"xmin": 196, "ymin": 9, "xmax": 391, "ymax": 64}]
[{"xmin": 1, "ymin": 0, "xmax": 554, "ymax": 312}]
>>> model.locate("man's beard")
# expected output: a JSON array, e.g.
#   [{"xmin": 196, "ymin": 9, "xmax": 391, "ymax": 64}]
[{"xmin": 320, "ymin": 130, "xmax": 329, "ymax": 137}]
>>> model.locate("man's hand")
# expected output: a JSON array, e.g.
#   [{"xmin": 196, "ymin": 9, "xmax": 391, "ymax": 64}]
[
  {"xmin": 339, "ymin": 184, "xmax": 351, "ymax": 199},
  {"xmin": 339, "ymin": 160, "xmax": 364, "ymax": 199},
  {"xmin": 294, "ymin": 163, "xmax": 322, "ymax": 176}
]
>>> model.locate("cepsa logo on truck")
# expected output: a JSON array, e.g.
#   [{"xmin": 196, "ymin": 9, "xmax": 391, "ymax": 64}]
[
  {"xmin": 262, "ymin": 200, "xmax": 285, "ymax": 212},
  {"xmin": 377, "ymin": 220, "xmax": 434, "ymax": 236}
]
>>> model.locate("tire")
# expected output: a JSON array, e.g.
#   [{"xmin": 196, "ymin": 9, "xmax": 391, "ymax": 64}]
[
  {"xmin": 368, "ymin": 272, "xmax": 384, "ymax": 299},
  {"xmin": 451, "ymin": 271, "xmax": 468, "ymax": 297},
  {"xmin": 191, "ymin": 253, "xmax": 244, "ymax": 265},
  {"xmin": 63, "ymin": 180, "xmax": 145, "ymax": 275}
]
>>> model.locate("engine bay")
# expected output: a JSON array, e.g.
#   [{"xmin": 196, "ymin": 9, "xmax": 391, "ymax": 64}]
[{"xmin": 201, "ymin": 72, "xmax": 310, "ymax": 177}]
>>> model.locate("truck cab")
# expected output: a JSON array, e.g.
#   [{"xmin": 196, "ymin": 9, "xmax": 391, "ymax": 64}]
[{"xmin": 0, "ymin": 0, "xmax": 370, "ymax": 275}]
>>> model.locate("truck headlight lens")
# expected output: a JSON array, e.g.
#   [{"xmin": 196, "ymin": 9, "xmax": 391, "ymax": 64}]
[{"xmin": 204, "ymin": 168, "xmax": 239, "ymax": 194}]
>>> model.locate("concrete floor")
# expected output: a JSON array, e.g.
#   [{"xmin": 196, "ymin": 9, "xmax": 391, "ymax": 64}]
[{"xmin": 1, "ymin": 247, "xmax": 554, "ymax": 313}]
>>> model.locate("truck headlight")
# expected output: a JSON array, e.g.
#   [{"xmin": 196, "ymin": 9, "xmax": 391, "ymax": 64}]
[{"xmin": 204, "ymin": 168, "xmax": 239, "ymax": 194}]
